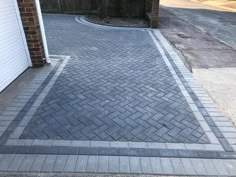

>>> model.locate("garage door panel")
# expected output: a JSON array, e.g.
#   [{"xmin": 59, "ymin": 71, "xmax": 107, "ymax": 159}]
[{"xmin": 0, "ymin": 0, "xmax": 30, "ymax": 92}]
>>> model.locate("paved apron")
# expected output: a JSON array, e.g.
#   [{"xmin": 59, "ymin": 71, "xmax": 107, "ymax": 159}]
[{"xmin": 0, "ymin": 15, "xmax": 236, "ymax": 175}]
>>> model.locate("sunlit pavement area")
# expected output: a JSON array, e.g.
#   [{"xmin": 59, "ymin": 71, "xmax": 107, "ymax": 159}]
[
  {"xmin": 190, "ymin": 0, "xmax": 236, "ymax": 12},
  {"xmin": 0, "ymin": 14, "xmax": 236, "ymax": 175}
]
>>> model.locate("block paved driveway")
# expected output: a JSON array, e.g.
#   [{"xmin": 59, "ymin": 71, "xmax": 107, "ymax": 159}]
[
  {"xmin": 1, "ymin": 14, "xmax": 236, "ymax": 175},
  {"xmin": 20, "ymin": 15, "xmax": 208, "ymax": 143}
]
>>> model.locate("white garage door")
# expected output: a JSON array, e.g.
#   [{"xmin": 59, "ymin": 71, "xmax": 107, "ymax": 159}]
[{"xmin": 0, "ymin": 0, "xmax": 31, "ymax": 92}]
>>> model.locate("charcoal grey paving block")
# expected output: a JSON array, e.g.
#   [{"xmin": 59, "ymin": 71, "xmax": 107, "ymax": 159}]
[
  {"xmin": 180, "ymin": 158, "xmax": 196, "ymax": 175},
  {"xmin": 53, "ymin": 155, "xmax": 68, "ymax": 172},
  {"xmin": 32, "ymin": 140, "xmax": 52, "ymax": 146},
  {"xmin": 30, "ymin": 155, "xmax": 46, "ymax": 172},
  {"xmin": 129, "ymin": 157, "xmax": 141, "ymax": 174},
  {"xmin": 191, "ymin": 159, "xmax": 208, "ymax": 175},
  {"xmin": 75, "ymin": 155, "xmax": 88, "ymax": 173},
  {"xmin": 97, "ymin": 156, "xmax": 108, "ymax": 173},
  {"xmin": 161, "ymin": 158, "xmax": 175, "ymax": 175},
  {"xmin": 213, "ymin": 159, "xmax": 230, "ymax": 175},
  {"xmin": 150, "ymin": 157, "xmax": 163, "ymax": 174},
  {"xmin": 18, "ymin": 154, "xmax": 36, "ymax": 172},
  {"xmin": 108, "ymin": 156, "xmax": 119, "ymax": 173},
  {"xmin": 160, "ymin": 149, "xmax": 179, "ymax": 157},
  {"xmin": 41, "ymin": 155, "xmax": 57, "ymax": 172},
  {"xmin": 218, "ymin": 138, "xmax": 234, "ymax": 152},
  {"xmin": 86, "ymin": 156, "xmax": 98, "ymax": 173},
  {"xmin": 170, "ymin": 158, "xmax": 185, "ymax": 175},
  {"xmin": 119, "ymin": 156, "xmax": 130, "ymax": 173},
  {"xmin": 7, "ymin": 154, "xmax": 25, "ymax": 172},
  {"xmin": 64, "ymin": 155, "xmax": 77, "ymax": 172},
  {"xmin": 140, "ymin": 157, "xmax": 152, "ymax": 174}
]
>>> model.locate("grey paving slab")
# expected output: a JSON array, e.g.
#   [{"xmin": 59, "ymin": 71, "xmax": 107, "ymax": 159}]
[
  {"xmin": 41, "ymin": 155, "xmax": 57, "ymax": 172},
  {"xmin": 191, "ymin": 159, "xmax": 208, "ymax": 175},
  {"xmin": 129, "ymin": 157, "xmax": 141, "ymax": 174},
  {"xmin": 212, "ymin": 159, "xmax": 229, "ymax": 175},
  {"xmin": 64, "ymin": 155, "xmax": 77, "ymax": 172},
  {"xmin": 119, "ymin": 156, "xmax": 130, "ymax": 173},
  {"xmin": 19, "ymin": 14, "xmax": 209, "ymax": 144},
  {"xmin": 18, "ymin": 154, "xmax": 36, "ymax": 172},
  {"xmin": 53, "ymin": 155, "xmax": 68, "ymax": 172},
  {"xmin": 180, "ymin": 158, "xmax": 196, "ymax": 175},
  {"xmin": 97, "ymin": 156, "xmax": 108, "ymax": 173},
  {"xmin": 7, "ymin": 154, "xmax": 25, "ymax": 172},
  {"xmin": 0, "ymin": 154, "xmax": 15, "ymax": 171},
  {"xmin": 170, "ymin": 158, "xmax": 185, "ymax": 175},
  {"xmin": 160, "ymin": 158, "xmax": 175, "ymax": 175},
  {"xmin": 0, "ymin": 154, "xmax": 236, "ymax": 175},
  {"xmin": 201, "ymin": 159, "xmax": 218, "ymax": 176},
  {"xmin": 224, "ymin": 160, "xmax": 236, "ymax": 176},
  {"xmin": 108, "ymin": 156, "xmax": 119, "ymax": 173},
  {"xmin": 140, "ymin": 157, "xmax": 152, "ymax": 174},
  {"xmin": 150, "ymin": 157, "xmax": 163, "ymax": 174},
  {"xmin": 75, "ymin": 155, "xmax": 88, "ymax": 173},
  {"xmin": 86, "ymin": 155, "xmax": 98, "ymax": 173},
  {"xmin": 29, "ymin": 155, "xmax": 46, "ymax": 172},
  {"xmin": 223, "ymin": 133, "xmax": 236, "ymax": 138},
  {"xmin": 216, "ymin": 121, "xmax": 234, "ymax": 127}
]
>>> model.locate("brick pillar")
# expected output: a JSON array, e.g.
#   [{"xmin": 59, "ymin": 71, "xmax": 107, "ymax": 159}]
[
  {"xmin": 151, "ymin": 0, "xmax": 160, "ymax": 28},
  {"xmin": 18, "ymin": 0, "xmax": 45, "ymax": 67}
]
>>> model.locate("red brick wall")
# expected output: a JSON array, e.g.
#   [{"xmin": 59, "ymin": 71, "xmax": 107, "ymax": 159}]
[
  {"xmin": 151, "ymin": 0, "xmax": 160, "ymax": 28},
  {"xmin": 18, "ymin": 0, "xmax": 45, "ymax": 67}
]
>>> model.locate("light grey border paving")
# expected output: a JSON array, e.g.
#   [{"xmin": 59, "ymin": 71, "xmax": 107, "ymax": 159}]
[
  {"xmin": 0, "ymin": 68, "xmax": 51, "ymax": 134},
  {"xmin": 0, "ymin": 58, "xmax": 61, "ymax": 138},
  {"xmin": 152, "ymin": 30, "xmax": 236, "ymax": 147},
  {"xmin": 149, "ymin": 31, "xmax": 218, "ymax": 144},
  {"xmin": 7, "ymin": 56, "xmax": 71, "ymax": 140}
]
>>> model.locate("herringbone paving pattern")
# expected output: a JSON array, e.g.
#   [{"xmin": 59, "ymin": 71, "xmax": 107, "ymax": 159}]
[{"xmin": 20, "ymin": 15, "xmax": 209, "ymax": 143}]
